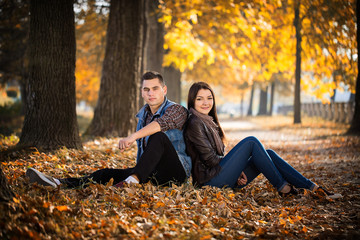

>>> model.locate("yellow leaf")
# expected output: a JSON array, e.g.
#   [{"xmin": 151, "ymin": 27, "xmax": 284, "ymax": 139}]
[{"xmin": 105, "ymin": 178, "xmax": 114, "ymax": 188}]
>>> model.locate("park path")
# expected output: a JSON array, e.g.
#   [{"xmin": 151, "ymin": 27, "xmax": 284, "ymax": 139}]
[{"xmin": 219, "ymin": 118, "xmax": 303, "ymax": 142}]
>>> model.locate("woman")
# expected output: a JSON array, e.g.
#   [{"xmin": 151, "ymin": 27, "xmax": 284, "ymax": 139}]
[{"xmin": 184, "ymin": 82, "xmax": 340, "ymax": 198}]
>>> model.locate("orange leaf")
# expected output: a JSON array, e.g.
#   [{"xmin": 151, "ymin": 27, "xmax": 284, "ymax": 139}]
[
  {"xmin": 155, "ymin": 202, "xmax": 165, "ymax": 208},
  {"xmin": 55, "ymin": 205, "xmax": 70, "ymax": 211},
  {"xmin": 43, "ymin": 202, "xmax": 51, "ymax": 208},
  {"xmin": 200, "ymin": 235, "xmax": 212, "ymax": 240},
  {"xmin": 255, "ymin": 227, "xmax": 266, "ymax": 236}
]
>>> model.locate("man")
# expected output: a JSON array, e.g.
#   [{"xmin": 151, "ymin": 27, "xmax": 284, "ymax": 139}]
[{"xmin": 26, "ymin": 71, "xmax": 191, "ymax": 188}]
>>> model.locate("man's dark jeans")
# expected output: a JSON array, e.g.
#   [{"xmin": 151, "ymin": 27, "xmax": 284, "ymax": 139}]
[{"xmin": 60, "ymin": 132, "xmax": 186, "ymax": 188}]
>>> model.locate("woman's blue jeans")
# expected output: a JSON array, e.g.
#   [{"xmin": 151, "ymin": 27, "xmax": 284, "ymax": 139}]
[{"xmin": 205, "ymin": 136, "xmax": 315, "ymax": 191}]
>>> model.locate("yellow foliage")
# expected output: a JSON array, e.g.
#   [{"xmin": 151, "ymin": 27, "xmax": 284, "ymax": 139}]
[
  {"xmin": 75, "ymin": 1, "xmax": 107, "ymax": 106},
  {"xmin": 160, "ymin": 0, "xmax": 357, "ymax": 102}
]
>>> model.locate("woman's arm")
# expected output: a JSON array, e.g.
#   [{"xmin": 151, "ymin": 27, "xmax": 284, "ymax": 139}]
[{"xmin": 186, "ymin": 118, "xmax": 223, "ymax": 168}]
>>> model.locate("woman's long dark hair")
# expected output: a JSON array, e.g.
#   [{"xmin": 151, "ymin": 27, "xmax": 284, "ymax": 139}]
[{"xmin": 187, "ymin": 82, "xmax": 226, "ymax": 142}]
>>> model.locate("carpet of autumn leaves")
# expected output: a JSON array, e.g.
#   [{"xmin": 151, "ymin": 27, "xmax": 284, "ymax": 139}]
[{"xmin": 1, "ymin": 116, "xmax": 360, "ymax": 239}]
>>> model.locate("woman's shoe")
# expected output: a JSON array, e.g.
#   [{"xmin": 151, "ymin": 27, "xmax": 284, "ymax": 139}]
[
  {"xmin": 279, "ymin": 185, "xmax": 299, "ymax": 197},
  {"xmin": 316, "ymin": 186, "xmax": 343, "ymax": 199}
]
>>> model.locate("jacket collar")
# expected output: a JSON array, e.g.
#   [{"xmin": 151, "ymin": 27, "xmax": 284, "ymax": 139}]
[{"xmin": 136, "ymin": 97, "xmax": 169, "ymax": 118}]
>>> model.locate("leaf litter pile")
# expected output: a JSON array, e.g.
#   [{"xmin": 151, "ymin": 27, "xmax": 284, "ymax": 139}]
[{"xmin": 1, "ymin": 117, "xmax": 360, "ymax": 239}]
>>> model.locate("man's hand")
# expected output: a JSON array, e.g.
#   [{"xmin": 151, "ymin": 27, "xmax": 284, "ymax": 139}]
[
  {"xmin": 118, "ymin": 135, "xmax": 136, "ymax": 152},
  {"xmin": 237, "ymin": 171, "xmax": 247, "ymax": 186},
  {"xmin": 118, "ymin": 121, "xmax": 161, "ymax": 152}
]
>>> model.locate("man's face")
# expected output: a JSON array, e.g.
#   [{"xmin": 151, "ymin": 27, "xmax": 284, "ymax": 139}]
[{"xmin": 141, "ymin": 78, "xmax": 167, "ymax": 110}]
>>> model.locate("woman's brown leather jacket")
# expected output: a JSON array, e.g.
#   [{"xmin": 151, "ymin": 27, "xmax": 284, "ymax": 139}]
[{"xmin": 184, "ymin": 114, "xmax": 224, "ymax": 186}]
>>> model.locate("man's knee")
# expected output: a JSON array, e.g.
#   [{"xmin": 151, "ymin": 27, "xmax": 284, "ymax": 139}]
[{"xmin": 148, "ymin": 131, "xmax": 168, "ymax": 142}]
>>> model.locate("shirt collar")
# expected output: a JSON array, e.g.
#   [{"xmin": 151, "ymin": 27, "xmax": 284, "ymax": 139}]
[{"xmin": 144, "ymin": 97, "xmax": 168, "ymax": 116}]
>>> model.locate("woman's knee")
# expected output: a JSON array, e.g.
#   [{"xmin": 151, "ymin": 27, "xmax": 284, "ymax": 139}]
[
  {"xmin": 266, "ymin": 149, "xmax": 276, "ymax": 156},
  {"xmin": 243, "ymin": 136, "xmax": 261, "ymax": 144}
]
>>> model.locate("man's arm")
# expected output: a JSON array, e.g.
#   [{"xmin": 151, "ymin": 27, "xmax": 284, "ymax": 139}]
[
  {"xmin": 118, "ymin": 104, "xmax": 188, "ymax": 151},
  {"xmin": 156, "ymin": 104, "xmax": 188, "ymax": 131},
  {"xmin": 118, "ymin": 121, "xmax": 161, "ymax": 151}
]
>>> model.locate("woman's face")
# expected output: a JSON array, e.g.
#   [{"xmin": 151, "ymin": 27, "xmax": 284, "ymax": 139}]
[{"xmin": 194, "ymin": 88, "xmax": 214, "ymax": 115}]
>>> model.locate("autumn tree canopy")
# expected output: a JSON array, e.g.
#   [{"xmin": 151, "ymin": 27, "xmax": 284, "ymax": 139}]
[
  {"xmin": 160, "ymin": 0, "xmax": 356, "ymax": 105},
  {"xmin": 74, "ymin": 0, "xmax": 108, "ymax": 107}
]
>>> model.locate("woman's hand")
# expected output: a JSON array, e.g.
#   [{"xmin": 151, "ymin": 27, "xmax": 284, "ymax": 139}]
[{"xmin": 237, "ymin": 171, "xmax": 247, "ymax": 186}]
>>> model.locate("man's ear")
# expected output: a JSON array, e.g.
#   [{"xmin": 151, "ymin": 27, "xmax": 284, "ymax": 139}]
[{"xmin": 163, "ymin": 85, "xmax": 167, "ymax": 96}]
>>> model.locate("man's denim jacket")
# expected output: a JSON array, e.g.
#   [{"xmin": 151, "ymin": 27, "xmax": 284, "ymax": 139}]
[{"xmin": 135, "ymin": 98, "xmax": 192, "ymax": 178}]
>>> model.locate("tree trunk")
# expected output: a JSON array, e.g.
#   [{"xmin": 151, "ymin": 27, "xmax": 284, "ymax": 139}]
[
  {"xmin": 293, "ymin": 0, "xmax": 302, "ymax": 124},
  {"xmin": 19, "ymin": 77, "xmax": 28, "ymax": 115},
  {"xmin": 247, "ymin": 83, "xmax": 255, "ymax": 116},
  {"xmin": 140, "ymin": 0, "xmax": 164, "ymax": 108},
  {"xmin": 143, "ymin": 0, "xmax": 164, "ymax": 74},
  {"xmin": 18, "ymin": 0, "xmax": 81, "ymax": 150},
  {"xmin": 258, "ymin": 85, "xmax": 268, "ymax": 116},
  {"xmin": 164, "ymin": 66, "xmax": 181, "ymax": 103},
  {"xmin": 240, "ymin": 93, "xmax": 244, "ymax": 117},
  {"xmin": 0, "ymin": 167, "xmax": 14, "ymax": 202},
  {"xmin": 348, "ymin": 0, "xmax": 360, "ymax": 135},
  {"xmin": 269, "ymin": 81, "xmax": 275, "ymax": 116},
  {"xmin": 86, "ymin": 0, "xmax": 145, "ymax": 137}
]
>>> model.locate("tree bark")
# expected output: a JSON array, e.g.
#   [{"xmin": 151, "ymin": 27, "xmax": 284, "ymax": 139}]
[
  {"xmin": 86, "ymin": 0, "xmax": 145, "ymax": 137},
  {"xmin": 348, "ymin": 0, "xmax": 360, "ymax": 135},
  {"xmin": 240, "ymin": 93, "xmax": 244, "ymax": 117},
  {"xmin": 143, "ymin": 0, "xmax": 164, "ymax": 74},
  {"xmin": 293, "ymin": 0, "xmax": 302, "ymax": 124},
  {"xmin": 247, "ymin": 83, "xmax": 255, "ymax": 116},
  {"xmin": 269, "ymin": 81, "xmax": 275, "ymax": 116},
  {"xmin": 0, "ymin": 167, "xmax": 14, "ymax": 202},
  {"xmin": 140, "ymin": 0, "xmax": 164, "ymax": 108},
  {"xmin": 258, "ymin": 85, "xmax": 268, "ymax": 116},
  {"xmin": 164, "ymin": 66, "xmax": 181, "ymax": 103},
  {"xmin": 18, "ymin": 0, "xmax": 81, "ymax": 150}
]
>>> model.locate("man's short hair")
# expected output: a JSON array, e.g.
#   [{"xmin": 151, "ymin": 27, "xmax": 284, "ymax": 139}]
[{"xmin": 141, "ymin": 71, "xmax": 165, "ymax": 86}]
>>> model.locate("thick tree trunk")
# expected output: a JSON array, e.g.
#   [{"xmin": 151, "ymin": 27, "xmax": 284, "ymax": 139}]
[
  {"xmin": 258, "ymin": 85, "xmax": 268, "ymax": 116},
  {"xmin": 294, "ymin": 0, "xmax": 302, "ymax": 124},
  {"xmin": 164, "ymin": 66, "xmax": 181, "ymax": 103},
  {"xmin": 348, "ymin": 0, "xmax": 360, "ymax": 135},
  {"xmin": 269, "ymin": 81, "xmax": 275, "ymax": 116},
  {"xmin": 86, "ymin": 0, "xmax": 145, "ymax": 137},
  {"xmin": 18, "ymin": 0, "xmax": 81, "ymax": 150},
  {"xmin": 0, "ymin": 167, "xmax": 14, "ymax": 202},
  {"xmin": 19, "ymin": 78, "xmax": 28, "ymax": 115},
  {"xmin": 247, "ymin": 83, "xmax": 255, "ymax": 116}
]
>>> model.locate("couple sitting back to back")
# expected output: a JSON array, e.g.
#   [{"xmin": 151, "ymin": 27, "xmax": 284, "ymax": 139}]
[{"xmin": 27, "ymin": 71, "xmax": 340, "ymax": 199}]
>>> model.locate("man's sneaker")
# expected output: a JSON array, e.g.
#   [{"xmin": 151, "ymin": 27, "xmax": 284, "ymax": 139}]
[
  {"xmin": 316, "ymin": 186, "xmax": 343, "ymax": 199},
  {"xmin": 26, "ymin": 168, "xmax": 59, "ymax": 188}
]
